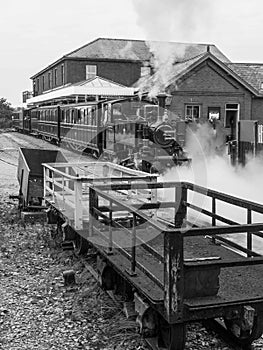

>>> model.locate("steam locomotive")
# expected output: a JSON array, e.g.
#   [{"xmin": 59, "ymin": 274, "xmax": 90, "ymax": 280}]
[
  {"xmin": 102, "ymin": 97, "xmax": 189, "ymax": 172},
  {"xmin": 12, "ymin": 96, "xmax": 189, "ymax": 173}
]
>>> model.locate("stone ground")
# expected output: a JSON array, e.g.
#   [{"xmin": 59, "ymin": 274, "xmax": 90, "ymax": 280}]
[{"xmin": 0, "ymin": 130, "xmax": 263, "ymax": 349}]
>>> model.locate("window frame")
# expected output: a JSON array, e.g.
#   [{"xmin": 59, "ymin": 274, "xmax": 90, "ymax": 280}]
[
  {"xmin": 86, "ymin": 65, "xmax": 97, "ymax": 80},
  {"xmin": 185, "ymin": 104, "xmax": 201, "ymax": 121}
]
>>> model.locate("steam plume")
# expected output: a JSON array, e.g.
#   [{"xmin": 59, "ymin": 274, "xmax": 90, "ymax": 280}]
[{"xmin": 132, "ymin": 0, "xmax": 213, "ymax": 96}]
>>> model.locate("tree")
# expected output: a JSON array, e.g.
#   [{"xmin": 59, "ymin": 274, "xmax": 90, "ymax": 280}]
[{"xmin": 0, "ymin": 97, "xmax": 14, "ymax": 128}]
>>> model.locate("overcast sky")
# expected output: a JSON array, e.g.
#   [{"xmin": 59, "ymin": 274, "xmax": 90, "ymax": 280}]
[{"xmin": 1, "ymin": 0, "xmax": 263, "ymax": 106}]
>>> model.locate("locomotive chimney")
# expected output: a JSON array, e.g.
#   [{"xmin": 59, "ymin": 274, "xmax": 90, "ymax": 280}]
[{"xmin": 157, "ymin": 92, "xmax": 167, "ymax": 122}]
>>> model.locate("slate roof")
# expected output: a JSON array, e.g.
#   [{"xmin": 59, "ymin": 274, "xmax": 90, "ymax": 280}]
[
  {"xmin": 31, "ymin": 38, "xmax": 230, "ymax": 78},
  {"xmin": 226, "ymin": 63, "xmax": 263, "ymax": 93},
  {"xmin": 65, "ymin": 37, "xmax": 230, "ymax": 63}
]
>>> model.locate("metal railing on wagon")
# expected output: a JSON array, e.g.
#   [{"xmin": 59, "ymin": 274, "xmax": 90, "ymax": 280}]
[{"xmin": 42, "ymin": 161, "xmax": 158, "ymax": 230}]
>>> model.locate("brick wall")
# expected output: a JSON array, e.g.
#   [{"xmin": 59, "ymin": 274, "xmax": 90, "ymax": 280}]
[
  {"xmin": 168, "ymin": 60, "xmax": 253, "ymax": 122},
  {"xmin": 66, "ymin": 59, "xmax": 141, "ymax": 86},
  {"xmin": 33, "ymin": 59, "xmax": 142, "ymax": 95}
]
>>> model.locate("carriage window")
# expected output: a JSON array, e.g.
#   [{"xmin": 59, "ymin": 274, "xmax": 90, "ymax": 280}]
[
  {"xmin": 66, "ymin": 109, "xmax": 70, "ymax": 123},
  {"xmin": 185, "ymin": 105, "xmax": 201, "ymax": 121},
  {"xmin": 71, "ymin": 109, "xmax": 75, "ymax": 124},
  {"xmin": 86, "ymin": 65, "xmax": 97, "ymax": 80},
  {"xmin": 61, "ymin": 109, "xmax": 65, "ymax": 122}
]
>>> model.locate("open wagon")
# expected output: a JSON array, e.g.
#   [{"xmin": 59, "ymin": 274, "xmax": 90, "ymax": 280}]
[
  {"xmin": 17, "ymin": 148, "xmax": 67, "ymax": 210},
  {"xmin": 83, "ymin": 181, "xmax": 263, "ymax": 349}
]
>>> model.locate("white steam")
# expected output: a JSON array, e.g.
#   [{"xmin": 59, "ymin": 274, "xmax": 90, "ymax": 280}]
[
  {"xmin": 146, "ymin": 41, "xmax": 187, "ymax": 97},
  {"xmin": 132, "ymin": 0, "xmax": 214, "ymax": 96},
  {"xmin": 161, "ymin": 123, "xmax": 263, "ymax": 253}
]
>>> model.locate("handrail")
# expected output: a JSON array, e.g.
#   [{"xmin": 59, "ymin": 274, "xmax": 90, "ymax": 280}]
[
  {"xmin": 184, "ymin": 181, "xmax": 263, "ymax": 214},
  {"xmin": 94, "ymin": 180, "xmax": 263, "ymax": 215},
  {"xmin": 91, "ymin": 185, "xmax": 168, "ymax": 233}
]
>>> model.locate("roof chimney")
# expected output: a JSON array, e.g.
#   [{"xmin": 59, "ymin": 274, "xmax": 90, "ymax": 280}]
[{"xmin": 207, "ymin": 45, "xmax": 210, "ymax": 53}]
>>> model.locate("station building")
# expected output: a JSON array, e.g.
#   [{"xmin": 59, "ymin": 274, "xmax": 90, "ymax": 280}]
[{"xmin": 29, "ymin": 37, "xmax": 263, "ymax": 144}]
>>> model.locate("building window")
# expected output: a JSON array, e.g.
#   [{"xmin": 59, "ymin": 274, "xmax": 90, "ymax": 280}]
[
  {"xmin": 48, "ymin": 72, "xmax": 52, "ymax": 89},
  {"xmin": 185, "ymin": 105, "xmax": 201, "ymax": 121},
  {"xmin": 54, "ymin": 69, "xmax": 57, "ymax": 86},
  {"xmin": 37, "ymin": 78, "xmax": 40, "ymax": 92},
  {"xmin": 86, "ymin": 65, "xmax": 97, "ymax": 80},
  {"xmin": 61, "ymin": 64, "xmax": 64, "ymax": 85},
  {"xmin": 208, "ymin": 107, "xmax": 220, "ymax": 122},
  {"xmin": 42, "ymin": 76, "xmax": 45, "ymax": 90},
  {"xmin": 140, "ymin": 66, "xmax": 151, "ymax": 77}
]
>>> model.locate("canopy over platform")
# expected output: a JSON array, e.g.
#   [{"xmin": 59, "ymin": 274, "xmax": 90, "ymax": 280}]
[{"xmin": 27, "ymin": 76, "xmax": 135, "ymax": 106}]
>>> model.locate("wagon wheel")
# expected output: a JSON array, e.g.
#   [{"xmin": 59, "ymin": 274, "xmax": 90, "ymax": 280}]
[
  {"xmin": 158, "ymin": 321, "xmax": 186, "ymax": 350},
  {"xmin": 224, "ymin": 312, "xmax": 263, "ymax": 346},
  {"xmin": 73, "ymin": 233, "xmax": 89, "ymax": 255}
]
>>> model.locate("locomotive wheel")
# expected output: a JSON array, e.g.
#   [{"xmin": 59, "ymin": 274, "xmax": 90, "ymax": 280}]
[
  {"xmin": 158, "ymin": 320, "xmax": 186, "ymax": 350},
  {"xmin": 73, "ymin": 233, "xmax": 89, "ymax": 255},
  {"xmin": 224, "ymin": 312, "xmax": 263, "ymax": 345}
]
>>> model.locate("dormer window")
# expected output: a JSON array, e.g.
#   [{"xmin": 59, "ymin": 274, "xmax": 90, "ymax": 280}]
[{"xmin": 140, "ymin": 66, "xmax": 151, "ymax": 77}]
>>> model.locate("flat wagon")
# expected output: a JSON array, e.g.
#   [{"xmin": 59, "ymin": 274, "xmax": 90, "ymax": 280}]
[{"xmin": 43, "ymin": 169, "xmax": 263, "ymax": 349}]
